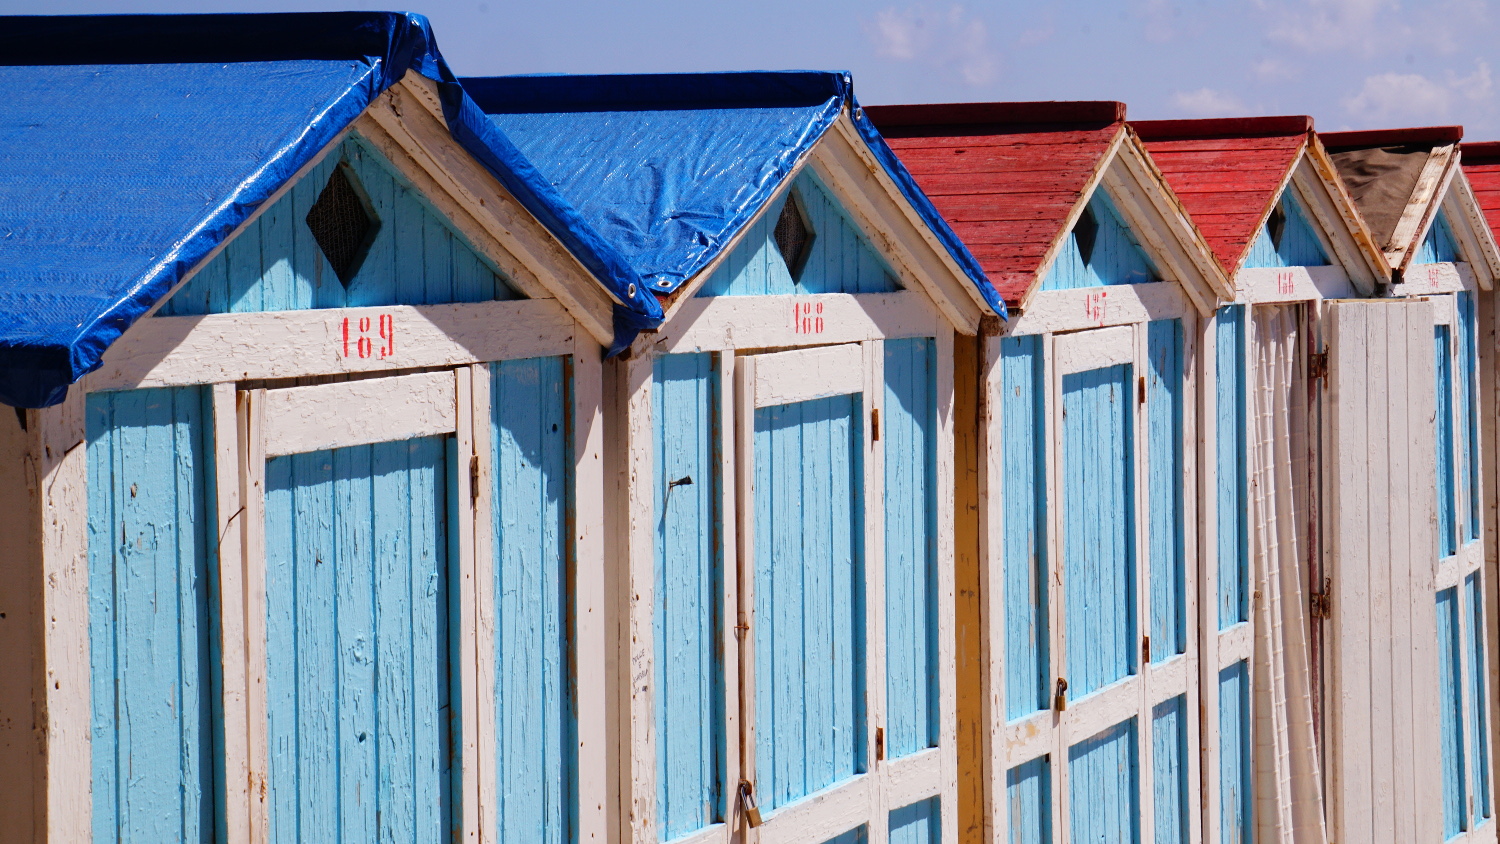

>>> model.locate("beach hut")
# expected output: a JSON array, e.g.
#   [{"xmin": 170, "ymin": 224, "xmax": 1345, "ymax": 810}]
[
  {"xmin": 0, "ymin": 14, "xmax": 662, "ymax": 843},
  {"xmin": 1324, "ymin": 127, "xmax": 1500, "ymax": 844},
  {"xmin": 867, "ymin": 101, "xmax": 1231, "ymax": 844},
  {"xmin": 463, "ymin": 72, "xmax": 1005, "ymax": 844},
  {"xmin": 1135, "ymin": 116, "xmax": 1399, "ymax": 844}
]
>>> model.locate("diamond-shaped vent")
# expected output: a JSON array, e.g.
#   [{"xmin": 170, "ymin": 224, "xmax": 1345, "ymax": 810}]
[
  {"xmin": 773, "ymin": 193, "xmax": 815, "ymax": 278},
  {"xmin": 306, "ymin": 164, "xmax": 380, "ymax": 287},
  {"xmin": 1074, "ymin": 204, "xmax": 1100, "ymax": 265},
  {"xmin": 1267, "ymin": 201, "xmax": 1288, "ymax": 251}
]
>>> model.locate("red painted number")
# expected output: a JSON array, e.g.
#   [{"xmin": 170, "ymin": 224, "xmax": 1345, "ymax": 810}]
[
  {"xmin": 342, "ymin": 314, "xmax": 396, "ymax": 358},
  {"xmin": 1428, "ymin": 266, "xmax": 1442, "ymax": 291},
  {"xmin": 1084, "ymin": 290, "xmax": 1108, "ymax": 326},
  {"xmin": 792, "ymin": 301, "xmax": 825, "ymax": 334},
  {"xmin": 1277, "ymin": 270, "xmax": 1295, "ymax": 295}
]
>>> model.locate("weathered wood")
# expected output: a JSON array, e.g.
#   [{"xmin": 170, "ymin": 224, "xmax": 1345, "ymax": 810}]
[
  {"xmin": 750, "ymin": 344, "xmax": 864, "ymax": 407},
  {"xmin": 658, "ymin": 292, "xmax": 941, "ymax": 354},
  {"xmin": 260, "ymin": 371, "xmax": 457, "ymax": 456},
  {"xmin": 952, "ymin": 332, "xmax": 985, "ymax": 844}
]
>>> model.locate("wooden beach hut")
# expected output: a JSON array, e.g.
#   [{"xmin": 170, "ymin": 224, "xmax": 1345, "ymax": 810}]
[
  {"xmin": 1324, "ymin": 127, "xmax": 1500, "ymax": 844},
  {"xmin": 0, "ymin": 14, "xmax": 663, "ymax": 843},
  {"xmin": 866, "ymin": 101, "xmax": 1231, "ymax": 844},
  {"xmin": 462, "ymin": 72, "xmax": 1006, "ymax": 844},
  {"xmin": 1134, "ymin": 116, "xmax": 1397, "ymax": 844}
]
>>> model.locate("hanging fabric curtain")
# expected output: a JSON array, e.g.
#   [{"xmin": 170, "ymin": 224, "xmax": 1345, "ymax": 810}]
[{"xmin": 1248, "ymin": 304, "xmax": 1329, "ymax": 844}]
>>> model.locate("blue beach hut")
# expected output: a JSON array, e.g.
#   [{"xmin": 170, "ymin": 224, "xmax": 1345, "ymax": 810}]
[
  {"xmin": 0, "ymin": 13, "xmax": 659, "ymax": 843},
  {"xmin": 463, "ymin": 72, "xmax": 1005, "ymax": 844}
]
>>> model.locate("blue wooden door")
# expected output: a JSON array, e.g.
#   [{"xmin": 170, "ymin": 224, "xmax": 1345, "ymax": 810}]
[{"xmin": 263, "ymin": 435, "xmax": 454, "ymax": 843}]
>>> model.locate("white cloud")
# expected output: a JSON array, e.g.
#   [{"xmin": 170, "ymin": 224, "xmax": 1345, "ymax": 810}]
[
  {"xmin": 1252, "ymin": 58, "xmax": 1297, "ymax": 81},
  {"xmin": 1341, "ymin": 60, "xmax": 1493, "ymax": 124},
  {"xmin": 864, "ymin": 6, "xmax": 999, "ymax": 86},
  {"xmin": 1171, "ymin": 88, "xmax": 1251, "ymax": 117},
  {"xmin": 1263, "ymin": 0, "xmax": 1406, "ymax": 54}
]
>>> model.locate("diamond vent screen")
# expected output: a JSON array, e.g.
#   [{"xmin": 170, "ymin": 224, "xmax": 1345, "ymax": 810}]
[{"xmin": 306, "ymin": 165, "xmax": 379, "ymax": 287}]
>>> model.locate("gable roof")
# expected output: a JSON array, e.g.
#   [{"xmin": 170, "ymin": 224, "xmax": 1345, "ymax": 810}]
[
  {"xmin": 460, "ymin": 72, "xmax": 1004, "ymax": 322},
  {"xmin": 867, "ymin": 101, "xmax": 1227, "ymax": 312},
  {"xmin": 1322, "ymin": 126, "xmax": 1465, "ymax": 265},
  {"xmin": 0, "ymin": 12, "xmax": 660, "ymax": 409}
]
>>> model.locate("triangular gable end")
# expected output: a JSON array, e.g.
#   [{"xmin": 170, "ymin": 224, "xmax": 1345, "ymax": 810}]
[
  {"xmin": 1412, "ymin": 208, "xmax": 1461, "ymax": 265},
  {"xmin": 1042, "ymin": 184, "xmax": 1159, "ymax": 290},
  {"xmin": 161, "ymin": 133, "xmax": 522, "ymax": 316},
  {"xmin": 697, "ymin": 169, "xmax": 900, "ymax": 297},
  {"xmin": 1243, "ymin": 188, "xmax": 1331, "ymax": 269},
  {"xmin": 1411, "ymin": 172, "xmax": 1500, "ymax": 289}
]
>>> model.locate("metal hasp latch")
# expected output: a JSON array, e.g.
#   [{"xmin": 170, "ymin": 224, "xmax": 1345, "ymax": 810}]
[
  {"xmin": 739, "ymin": 780, "xmax": 763, "ymax": 828},
  {"xmin": 1054, "ymin": 677, "xmax": 1069, "ymax": 712}
]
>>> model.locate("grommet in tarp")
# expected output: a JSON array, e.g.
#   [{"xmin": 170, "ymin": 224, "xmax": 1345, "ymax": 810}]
[
  {"xmin": 627, "ymin": 283, "xmax": 637, "ymax": 297},
  {"xmin": 855, "ymin": 107, "xmax": 863, "ymax": 120},
  {"xmin": 657, "ymin": 279, "xmax": 671, "ymax": 287}
]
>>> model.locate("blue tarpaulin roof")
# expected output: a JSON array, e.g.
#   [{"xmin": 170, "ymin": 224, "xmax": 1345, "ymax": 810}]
[
  {"xmin": 0, "ymin": 12, "xmax": 660, "ymax": 408},
  {"xmin": 461, "ymin": 72, "xmax": 1005, "ymax": 314}
]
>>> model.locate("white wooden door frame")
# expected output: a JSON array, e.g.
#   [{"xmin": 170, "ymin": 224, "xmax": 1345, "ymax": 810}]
[{"xmin": 990, "ymin": 302, "xmax": 1201, "ymax": 844}]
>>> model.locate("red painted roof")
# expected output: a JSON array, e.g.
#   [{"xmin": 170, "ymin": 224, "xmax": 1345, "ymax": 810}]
[
  {"xmin": 1321, "ymin": 125, "xmax": 1462, "ymax": 150},
  {"xmin": 866, "ymin": 101, "xmax": 1124, "ymax": 306},
  {"xmin": 1132, "ymin": 116, "xmax": 1311, "ymax": 274},
  {"xmin": 1461, "ymin": 142, "xmax": 1500, "ymax": 243}
]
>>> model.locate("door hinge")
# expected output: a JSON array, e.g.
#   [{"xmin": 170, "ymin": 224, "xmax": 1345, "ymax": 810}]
[
  {"xmin": 1138, "ymin": 376, "xmax": 1147, "ymax": 405},
  {"xmin": 871, "ymin": 408, "xmax": 880, "ymax": 442},
  {"xmin": 469, "ymin": 454, "xmax": 481, "ymax": 503},
  {"xmin": 875, "ymin": 727, "xmax": 886, "ymax": 761},
  {"xmin": 1308, "ymin": 350, "xmax": 1328, "ymax": 384},
  {"xmin": 1054, "ymin": 677, "xmax": 1069, "ymax": 712},
  {"xmin": 1311, "ymin": 578, "xmax": 1332, "ymax": 619},
  {"xmin": 739, "ymin": 780, "xmax": 763, "ymax": 828},
  {"xmin": 1142, "ymin": 636, "xmax": 1151, "ymax": 663}
]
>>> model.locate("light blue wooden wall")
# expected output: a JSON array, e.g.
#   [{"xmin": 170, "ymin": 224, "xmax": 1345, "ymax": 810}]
[
  {"xmin": 889, "ymin": 797, "xmax": 940, "ymax": 844},
  {"xmin": 1439, "ymin": 587, "xmax": 1469, "ymax": 838},
  {"xmin": 1413, "ymin": 210, "xmax": 1461, "ymax": 265},
  {"xmin": 1061, "ymin": 365, "xmax": 1136, "ymax": 698},
  {"xmin": 1041, "ymin": 187, "xmax": 1158, "ymax": 290},
  {"xmin": 1219, "ymin": 661, "xmax": 1251, "ymax": 844},
  {"xmin": 1243, "ymin": 190, "xmax": 1330, "ymax": 268},
  {"xmin": 1152, "ymin": 696, "xmax": 1189, "ymax": 844},
  {"xmin": 1068, "ymin": 720, "xmax": 1139, "ymax": 844},
  {"xmin": 1459, "ymin": 292, "xmax": 1480, "ymax": 544},
  {"xmin": 697, "ymin": 170, "xmax": 899, "ymax": 297},
  {"xmin": 161, "ymin": 134, "xmax": 516, "ymax": 316},
  {"xmin": 1001, "ymin": 336, "xmax": 1048, "ymax": 720},
  {"xmin": 652, "ymin": 353, "xmax": 725, "ymax": 839},
  {"xmin": 87, "ymin": 387, "xmax": 217, "ymax": 844},
  {"xmin": 754, "ymin": 393, "xmax": 865, "ymax": 810},
  {"xmin": 1466, "ymin": 573, "xmax": 1493, "ymax": 823},
  {"xmin": 884, "ymin": 338, "xmax": 938, "ymax": 758},
  {"xmin": 1147, "ymin": 319, "xmax": 1185, "ymax": 660},
  {"xmin": 491, "ymin": 357, "xmax": 574, "ymax": 843},
  {"xmin": 822, "ymin": 826, "xmax": 870, "ymax": 844},
  {"xmin": 1216, "ymin": 306, "xmax": 1248, "ymax": 629},
  {"xmin": 263, "ymin": 437, "xmax": 452, "ymax": 844},
  {"xmin": 1437, "ymin": 325, "xmax": 1458, "ymax": 558},
  {"xmin": 1005, "ymin": 756, "xmax": 1051, "ymax": 844}
]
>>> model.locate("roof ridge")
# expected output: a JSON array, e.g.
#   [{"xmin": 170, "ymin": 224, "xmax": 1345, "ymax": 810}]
[
  {"xmin": 1464, "ymin": 141, "xmax": 1500, "ymax": 164},
  {"xmin": 863, "ymin": 101, "xmax": 1125, "ymax": 130},
  {"xmin": 1321, "ymin": 125, "xmax": 1463, "ymax": 150},
  {"xmin": 1132, "ymin": 115, "xmax": 1312, "ymax": 141}
]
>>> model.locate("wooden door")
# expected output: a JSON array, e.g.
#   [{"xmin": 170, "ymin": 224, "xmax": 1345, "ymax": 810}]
[
  {"xmin": 1322, "ymin": 298, "xmax": 1444, "ymax": 844},
  {"xmin": 993, "ymin": 317, "xmax": 1199, "ymax": 844},
  {"xmin": 242, "ymin": 370, "xmax": 470, "ymax": 844},
  {"xmin": 735, "ymin": 339, "xmax": 951, "ymax": 844}
]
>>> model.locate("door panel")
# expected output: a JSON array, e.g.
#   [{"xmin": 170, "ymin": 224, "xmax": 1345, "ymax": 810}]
[
  {"xmin": 1067, "ymin": 719, "xmax": 1139, "ymax": 844},
  {"xmin": 1061, "ymin": 364, "xmax": 1135, "ymax": 698},
  {"xmin": 753, "ymin": 392, "xmax": 864, "ymax": 810},
  {"xmin": 263, "ymin": 437, "xmax": 452, "ymax": 843}
]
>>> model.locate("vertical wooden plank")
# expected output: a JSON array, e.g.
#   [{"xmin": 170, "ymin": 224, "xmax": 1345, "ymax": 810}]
[
  {"xmin": 1196, "ymin": 313, "xmax": 1221, "ymax": 844},
  {"xmin": 1368, "ymin": 304, "xmax": 1395, "ymax": 844},
  {"xmin": 953, "ymin": 331, "xmax": 985, "ymax": 844},
  {"xmin": 1147, "ymin": 320, "xmax": 1186, "ymax": 659},
  {"xmin": 1151, "ymin": 696, "xmax": 1188, "ymax": 844},
  {"xmin": 1067, "ymin": 719, "xmax": 1139, "ymax": 844},
  {"xmin": 715, "ymin": 351, "xmax": 742, "ymax": 837},
  {"xmin": 493, "ymin": 357, "xmax": 572, "ymax": 843},
  {"xmin": 1218, "ymin": 662, "xmax": 1249, "ymax": 844},
  {"xmin": 466, "ymin": 366, "xmax": 494, "ymax": 844},
  {"xmin": 934, "ymin": 328, "xmax": 957, "ymax": 844},
  {"xmin": 1215, "ymin": 305, "xmax": 1247, "ymax": 631},
  {"xmin": 575, "ymin": 341, "xmax": 611, "ymax": 844},
  {"xmin": 1439, "ymin": 325, "xmax": 1459, "ymax": 559},
  {"xmin": 651, "ymin": 353, "xmax": 725, "ymax": 839},
  {"xmin": 1384, "ymin": 302, "xmax": 1415, "ymax": 844},
  {"xmin": 883, "ymin": 338, "xmax": 938, "ymax": 758},
  {"xmin": 85, "ymin": 387, "xmax": 215, "ymax": 843},
  {"xmin": 1465, "ymin": 573, "xmax": 1494, "ymax": 823},
  {"xmin": 1439, "ymin": 587, "xmax": 1469, "ymax": 837},
  {"xmin": 1000, "ymin": 336, "xmax": 1048, "ymax": 719},
  {"xmin": 226, "ymin": 217, "xmax": 266, "ymax": 314},
  {"xmin": 622, "ymin": 350, "xmax": 659, "ymax": 843},
  {"xmin": 213, "ymin": 383, "xmax": 250, "ymax": 844},
  {"xmin": 1004, "ymin": 757, "xmax": 1051, "ymax": 844},
  {"xmin": 241, "ymin": 390, "xmax": 270, "ymax": 844},
  {"xmin": 0, "ymin": 394, "xmax": 40, "ymax": 842},
  {"xmin": 1061, "ymin": 364, "xmax": 1134, "ymax": 697},
  {"xmin": 866, "ymin": 336, "xmax": 887, "ymax": 844}
]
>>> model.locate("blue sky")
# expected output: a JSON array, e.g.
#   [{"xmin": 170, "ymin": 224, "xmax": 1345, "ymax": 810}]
[{"xmin": 4, "ymin": 0, "xmax": 1498, "ymax": 138}]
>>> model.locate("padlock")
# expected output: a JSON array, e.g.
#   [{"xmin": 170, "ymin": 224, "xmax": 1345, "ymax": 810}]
[
  {"xmin": 1054, "ymin": 677, "xmax": 1069, "ymax": 712},
  {"xmin": 740, "ymin": 780, "xmax": 763, "ymax": 828}
]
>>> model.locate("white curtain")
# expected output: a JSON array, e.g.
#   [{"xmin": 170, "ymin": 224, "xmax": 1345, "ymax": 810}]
[{"xmin": 1248, "ymin": 305, "xmax": 1328, "ymax": 844}]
